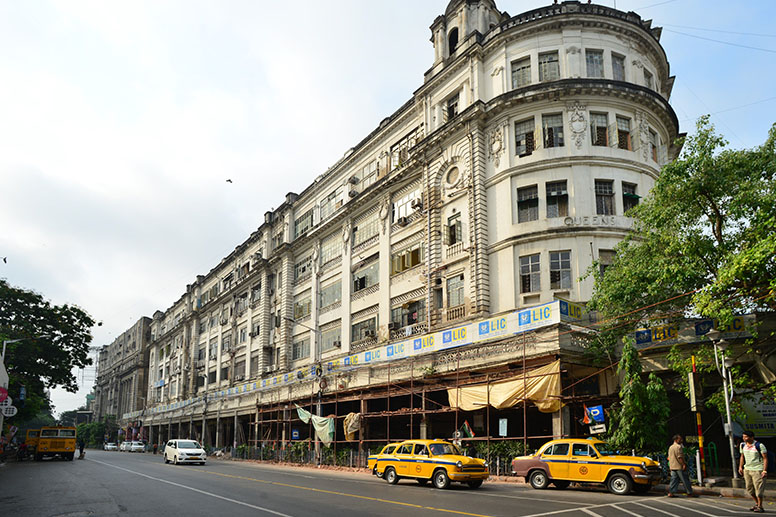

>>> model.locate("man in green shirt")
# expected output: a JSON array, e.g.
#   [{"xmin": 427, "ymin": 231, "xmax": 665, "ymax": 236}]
[{"xmin": 739, "ymin": 430, "xmax": 768, "ymax": 513}]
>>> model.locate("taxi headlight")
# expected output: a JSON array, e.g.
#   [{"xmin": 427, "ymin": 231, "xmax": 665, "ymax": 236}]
[
  {"xmin": 641, "ymin": 461, "xmax": 647, "ymax": 471},
  {"xmin": 456, "ymin": 461, "xmax": 463, "ymax": 471},
  {"xmin": 483, "ymin": 462, "xmax": 488, "ymax": 469}
]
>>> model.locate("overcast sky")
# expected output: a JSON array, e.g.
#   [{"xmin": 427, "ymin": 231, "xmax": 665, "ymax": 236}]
[{"xmin": 1, "ymin": 0, "xmax": 774, "ymax": 417}]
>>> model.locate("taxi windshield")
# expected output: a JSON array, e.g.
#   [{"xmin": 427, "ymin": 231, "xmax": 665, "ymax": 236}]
[
  {"xmin": 592, "ymin": 442, "xmax": 617, "ymax": 456},
  {"xmin": 428, "ymin": 443, "xmax": 461, "ymax": 456}
]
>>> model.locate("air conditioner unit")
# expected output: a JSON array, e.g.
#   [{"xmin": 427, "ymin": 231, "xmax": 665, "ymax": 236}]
[
  {"xmin": 411, "ymin": 198, "xmax": 423, "ymax": 210},
  {"xmin": 249, "ymin": 331, "xmax": 257, "ymax": 338},
  {"xmin": 332, "ymin": 340, "xmax": 341, "ymax": 348},
  {"xmin": 365, "ymin": 331, "xmax": 375, "ymax": 338},
  {"xmin": 235, "ymin": 375, "xmax": 245, "ymax": 381},
  {"xmin": 348, "ymin": 175, "xmax": 359, "ymax": 185},
  {"xmin": 397, "ymin": 216, "xmax": 409, "ymax": 226},
  {"xmin": 388, "ymin": 322, "xmax": 399, "ymax": 330},
  {"xmin": 348, "ymin": 188, "xmax": 359, "ymax": 198}
]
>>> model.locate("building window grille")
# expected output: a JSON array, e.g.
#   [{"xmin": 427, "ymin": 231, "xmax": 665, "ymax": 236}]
[
  {"xmin": 320, "ymin": 326, "xmax": 341, "ymax": 352},
  {"xmin": 294, "ymin": 255, "xmax": 312, "ymax": 282},
  {"xmin": 616, "ymin": 116, "xmax": 631, "ymax": 150},
  {"xmin": 391, "ymin": 299, "xmax": 426, "ymax": 327},
  {"xmin": 222, "ymin": 334, "xmax": 232, "ymax": 353},
  {"xmin": 446, "ymin": 95, "xmax": 459, "ymax": 121},
  {"xmin": 351, "ymin": 317, "xmax": 376, "ymax": 342},
  {"xmin": 319, "ymin": 281, "xmax": 341, "ymax": 309},
  {"xmin": 515, "ymin": 118, "xmax": 535, "ymax": 156},
  {"xmin": 392, "ymin": 187, "xmax": 421, "ymax": 222},
  {"xmin": 352, "ymin": 212, "xmax": 379, "ymax": 247},
  {"xmin": 293, "ymin": 295, "xmax": 311, "ymax": 319},
  {"xmin": 586, "ymin": 49, "xmax": 604, "ymax": 78},
  {"xmin": 612, "ymin": 53, "xmax": 625, "ymax": 81},
  {"xmin": 320, "ymin": 188, "xmax": 342, "ymax": 222},
  {"xmin": 546, "ymin": 181, "xmax": 568, "ymax": 218},
  {"xmin": 595, "ymin": 180, "xmax": 615, "ymax": 215},
  {"xmin": 390, "ymin": 127, "xmax": 420, "ymax": 170},
  {"xmin": 447, "ymin": 275, "xmax": 465, "ymax": 307},
  {"xmin": 511, "ymin": 57, "xmax": 531, "ymax": 88},
  {"xmin": 447, "ymin": 213, "xmax": 462, "ymax": 245},
  {"xmin": 209, "ymin": 338, "xmax": 218, "ymax": 358},
  {"xmin": 591, "ymin": 113, "xmax": 608, "ymax": 146},
  {"xmin": 622, "ymin": 182, "xmax": 640, "ymax": 213},
  {"xmin": 542, "ymin": 114, "xmax": 564, "ymax": 148},
  {"xmin": 352, "ymin": 259, "xmax": 379, "ymax": 292},
  {"xmin": 550, "ymin": 251, "xmax": 572, "ymax": 290},
  {"xmin": 291, "ymin": 338, "xmax": 310, "ymax": 361},
  {"xmin": 538, "ymin": 52, "xmax": 559, "ymax": 82},
  {"xmin": 517, "ymin": 185, "xmax": 539, "ymax": 223},
  {"xmin": 519, "ymin": 254, "xmax": 541, "ymax": 293},
  {"xmin": 320, "ymin": 233, "xmax": 342, "ymax": 265}
]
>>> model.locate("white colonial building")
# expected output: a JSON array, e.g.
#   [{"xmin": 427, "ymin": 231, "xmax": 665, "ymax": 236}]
[{"xmin": 126, "ymin": 1, "xmax": 681, "ymax": 454}]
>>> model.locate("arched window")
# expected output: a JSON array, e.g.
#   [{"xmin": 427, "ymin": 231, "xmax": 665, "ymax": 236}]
[{"xmin": 448, "ymin": 28, "xmax": 459, "ymax": 54}]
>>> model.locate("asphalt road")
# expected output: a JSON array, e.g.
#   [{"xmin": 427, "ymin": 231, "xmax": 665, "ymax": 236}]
[{"xmin": 0, "ymin": 450, "xmax": 764, "ymax": 517}]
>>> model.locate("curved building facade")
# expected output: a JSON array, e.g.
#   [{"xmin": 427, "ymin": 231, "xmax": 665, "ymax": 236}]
[{"xmin": 124, "ymin": 1, "xmax": 680, "ymax": 452}]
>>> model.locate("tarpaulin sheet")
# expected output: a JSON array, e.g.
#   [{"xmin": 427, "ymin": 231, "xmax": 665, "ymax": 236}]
[
  {"xmin": 296, "ymin": 406, "xmax": 335, "ymax": 446},
  {"xmin": 343, "ymin": 413, "xmax": 360, "ymax": 441},
  {"xmin": 447, "ymin": 360, "xmax": 562, "ymax": 413}
]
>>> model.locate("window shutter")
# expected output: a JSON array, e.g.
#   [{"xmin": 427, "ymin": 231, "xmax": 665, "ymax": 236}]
[
  {"xmin": 631, "ymin": 133, "xmax": 640, "ymax": 152},
  {"xmin": 658, "ymin": 144, "xmax": 668, "ymax": 165},
  {"xmin": 533, "ymin": 127, "xmax": 542, "ymax": 150},
  {"xmin": 608, "ymin": 123, "xmax": 618, "ymax": 147}
]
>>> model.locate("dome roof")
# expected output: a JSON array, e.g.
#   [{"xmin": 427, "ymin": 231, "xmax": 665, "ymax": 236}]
[{"xmin": 445, "ymin": 0, "xmax": 498, "ymax": 18}]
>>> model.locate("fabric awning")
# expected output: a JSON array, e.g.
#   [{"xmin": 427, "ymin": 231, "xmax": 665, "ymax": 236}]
[{"xmin": 447, "ymin": 360, "xmax": 563, "ymax": 413}]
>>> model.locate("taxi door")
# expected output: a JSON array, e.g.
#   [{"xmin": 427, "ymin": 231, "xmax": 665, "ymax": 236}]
[
  {"xmin": 540, "ymin": 442, "xmax": 570, "ymax": 479},
  {"xmin": 568, "ymin": 442, "xmax": 601, "ymax": 482},
  {"xmin": 394, "ymin": 443, "xmax": 414, "ymax": 475},
  {"xmin": 412, "ymin": 443, "xmax": 433, "ymax": 478}
]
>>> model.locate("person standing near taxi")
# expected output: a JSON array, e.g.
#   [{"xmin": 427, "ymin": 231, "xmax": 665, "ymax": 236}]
[
  {"xmin": 739, "ymin": 430, "xmax": 768, "ymax": 513},
  {"xmin": 667, "ymin": 435, "xmax": 696, "ymax": 497}
]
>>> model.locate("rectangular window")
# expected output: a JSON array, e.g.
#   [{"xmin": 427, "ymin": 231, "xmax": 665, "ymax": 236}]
[
  {"xmin": 293, "ymin": 295, "xmax": 311, "ymax": 319},
  {"xmin": 447, "ymin": 213, "xmax": 462, "ymax": 245},
  {"xmin": 622, "ymin": 182, "xmax": 640, "ymax": 213},
  {"xmin": 208, "ymin": 370, "xmax": 216, "ymax": 384},
  {"xmin": 320, "ymin": 188, "xmax": 342, "ymax": 222},
  {"xmin": 546, "ymin": 181, "xmax": 568, "ymax": 218},
  {"xmin": 390, "ymin": 127, "xmax": 421, "ymax": 170},
  {"xmin": 586, "ymin": 49, "xmax": 604, "ymax": 78},
  {"xmin": 542, "ymin": 114, "xmax": 564, "ymax": 148},
  {"xmin": 446, "ymin": 95, "xmax": 459, "ymax": 121},
  {"xmin": 538, "ymin": 51, "xmax": 560, "ymax": 82},
  {"xmin": 515, "ymin": 118, "xmax": 535, "ymax": 156},
  {"xmin": 235, "ymin": 293, "xmax": 248, "ymax": 314},
  {"xmin": 222, "ymin": 334, "xmax": 232, "ymax": 352},
  {"xmin": 250, "ymin": 354, "xmax": 259, "ymax": 375},
  {"xmin": 599, "ymin": 249, "xmax": 615, "ymax": 277},
  {"xmin": 391, "ymin": 299, "xmax": 426, "ymax": 327},
  {"xmin": 357, "ymin": 160, "xmax": 379, "ymax": 190},
  {"xmin": 352, "ymin": 259, "xmax": 379, "ymax": 292},
  {"xmin": 238, "ymin": 326, "xmax": 247, "ymax": 344},
  {"xmin": 392, "ymin": 187, "xmax": 421, "ymax": 222},
  {"xmin": 352, "ymin": 212, "xmax": 379, "ymax": 246},
  {"xmin": 351, "ymin": 317, "xmax": 377, "ymax": 342},
  {"xmin": 517, "ymin": 185, "xmax": 539, "ymax": 223},
  {"xmin": 644, "ymin": 68, "xmax": 654, "ymax": 89},
  {"xmin": 235, "ymin": 360, "xmax": 246, "ymax": 378},
  {"xmin": 550, "ymin": 251, "xmax": 572, "ymax": 290},
  {"xmin": 291, "ymin": 338, "xmax": 310, "ymax": 361},
  {"xmin": 197, "ymin": 347, "xmax": 206, "ymax": 360},
  {"xmin": 520, "ymin": 254, "xmax": 541, "ymax": 293},
  {"xmin": 590, "ymin": 113, "xmax": 608, "ymax": 146},
  {"xmin": 447, "ymin": 274, "xmax": 465, "ymax": 307},
  {"xmin": 320, "ymin": 233, "xmax": 342, "ymax": 265},
  {"xmin": 251, "ymin": 318, "xmax": 260, "ymax": 336},
  {"xmin": 220, "ymin": 366, "xmax": 229, "ymax": 381},
  {"xmin": 319, "ymin": 281, "xmax": 342, "ymax": 309},
  {"xmin": 391, "ymin": 241, "xmax": 424, "ymax": 275},
  {"xmin": 321, "ymin": 326, "xmax": 342, "ymax": 352},
  {"xmin": 511, "ymin": 57, "xmax": 531, "ymax": 88},
  {"xmin": 209, "ymin": 338, "xmax": 218, "ymax": 358},
  {"xmin": 612, "ymin": 53, "xmax": 625, "ymax": 81},
  {"xmin": 250, "ymin": 282, "xmax": 262, "ymax": 303},
  {"xmin": 595, "ymin": 180, "xmax": 615, "ymax": 215},
  {"xmin": 294, "ymin": 255, "xmax": 313, "ymax": 282},
  {"xmin": 649, "ymin": 129, "xmax": 658, "ymax": 161},
  {"xmin": 616, "ymin": 116, "xmax": 631, "ymax": 150}
]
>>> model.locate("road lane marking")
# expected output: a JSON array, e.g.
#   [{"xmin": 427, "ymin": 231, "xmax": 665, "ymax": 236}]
[
  {"xmin": 518, "ymin": 502, "xmax": 626, "ymax": 517},
  {"xmin": 187, "ymin": 466, "xmax": 494, "ymax": 517},
  {"xmin": 580, "ymin": 509, "xmax": 604, "ymax": 517},
  {"xmin": 89, "ymin": 458, "xmax": 293, "ymax": 517},
  {"xmin": 691, "ymin": 499, "xmax": 751, "ymax": 514},
  {"xmin": 656, "ymin": 499, "xmax": 719, "ymax": 516},
  {"xmin": 611, "ymin": 504, "xmax": 644, "ymax": 516},
  {"xmin": 632, "ymin": 502, "xmax": 681, "ymax": 516}
]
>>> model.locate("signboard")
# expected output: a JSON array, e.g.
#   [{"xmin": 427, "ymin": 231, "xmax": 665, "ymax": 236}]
[
  {"xmin": 587, "ymin": 405, "xmax": 605, "ymax": 424},
  {"xmin": 737, "ymin": 394, "xmax": 776, "ymax": 437},
  {"xmin": 0, "ymin": 396, "xmax": 12, "ymax": 407},
  {"xmin": 590, "ymin": 424, "xmax": 607, "ymax": 434},
  {"xmin": 0, "ymin": 387, "xmax": 7, "ymax": 403},
  {"xmin": 2, "ymin": 405, "xmax": 17, "ymax": 417},
  {"xmin": 291, "ymin": 429, "xmax": 300, "ymax": 440},
  {"xmin": 498, "ymin": 418, "xmax": 507, "ymax": 437}
]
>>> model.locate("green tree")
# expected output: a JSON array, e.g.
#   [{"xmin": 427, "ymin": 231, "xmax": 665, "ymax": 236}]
[
  {"xmin": 607, "ymin": 339, "xmax": 670, "ymax": 453},
  {"xmin": 0, "ymin": 279, "xmax": 96, "ymax": 420}
]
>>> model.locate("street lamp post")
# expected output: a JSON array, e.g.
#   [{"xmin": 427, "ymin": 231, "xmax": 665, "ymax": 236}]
[{"xmin": 706, "ymin": 329, "xmax": 739, "ymax": 481}]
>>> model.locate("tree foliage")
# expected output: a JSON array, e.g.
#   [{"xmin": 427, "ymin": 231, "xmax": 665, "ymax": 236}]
[
  {"xmin": 0, "ymin": 279, "xmax": 96, "ymax": 420},
  {"xmin": 607, "ymin": 340, "xmax": 670, "ymax": 453}
]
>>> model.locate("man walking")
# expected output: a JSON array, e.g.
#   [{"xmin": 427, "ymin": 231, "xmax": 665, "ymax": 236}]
[
  {"xmin": 739, "ymin": 430, "xmax": 768, "ymax": 513},
  {"xmin": 667, "ymin": 434, "xmax": 696, "ymax": 497}
]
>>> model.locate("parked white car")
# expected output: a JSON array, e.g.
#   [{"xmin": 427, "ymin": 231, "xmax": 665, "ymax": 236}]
[
  {"xmin": 129, "ymin": 441, "xmax": 146, "ymax": 453},
  {"xmin": 164, "ymin": 439, "xmax": 207, "ymax": 465},
  {"xmin": 104, "ymin": 442, "xmax": 118, "ymax": 451},
  {"xmin": 119, "ymin": 441, "xmax": 131, "ymax": 452}
]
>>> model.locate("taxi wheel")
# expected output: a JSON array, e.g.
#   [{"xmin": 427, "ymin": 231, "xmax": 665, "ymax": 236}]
[
  {"xmin": 553, "ymin": 480, "xmax": 570, "ymax": 489},
  {"xmin": 385, "ymin": 467, "xmax": 399, "ymax": 485},
  {"xmin": 529, "ymin": 470, "xmax": 550, "ymax": 489},
  {"xmin": 467, "ymin": 480, "xmax": 483, "ymax": 489},
  {"xmin": 417, "ymin": 479, "xmax": 428, "ymax": 486},
  {"xmin": 432, "ymin": 469, "xmax": 450, "ymax": 490},
  {"xmin": 607, "ymin": 473, "xmax": 633, "ymax": 495}
]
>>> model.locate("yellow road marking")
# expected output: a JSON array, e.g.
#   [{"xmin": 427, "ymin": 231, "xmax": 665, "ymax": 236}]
[{"xmin": 189, "ymin": 467, "xmax": 493, "ymax": 517}]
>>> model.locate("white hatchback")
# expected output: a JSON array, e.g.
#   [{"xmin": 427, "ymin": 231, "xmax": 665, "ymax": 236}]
[
  {"xmin": 104, "ymin": 442, "xmax": 118, "ymax": 451},
  {"xmin": 119, "ymin": 441, "xmax": 131, "ymax": 452},
  {"xmin": 164, "ymin": 439, "xmax": 207, "ymax": 465}
]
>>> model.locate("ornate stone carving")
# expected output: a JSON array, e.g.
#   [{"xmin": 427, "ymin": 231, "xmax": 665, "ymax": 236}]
[
  {"xmin": 490, "ymin": 65, "xmax": 503, "ymax": 77},
  {"xmin": 565, "ymin": 45, "xmax": 581, "ymax": 54},
  {"xmin": 379, "ymin": 197, "xmax": 391, "ymax": 234},
  {"xmin": 631, "ymin": 59, "xmax": 644, "ymax": 70},
  {"xmin": 487, "ymin": 125, "xmax": 505, "ymax": 167},
  {"xmin": 635, "ymin": 110, "xmax": 650, "ymax": 161},
  {"xmin": 566, "ymin": 102, "xmax": 587, "ymax": 149},
  {"xmin": 342, "ymin": 220, "xmax": 351, "ymax": 245}
]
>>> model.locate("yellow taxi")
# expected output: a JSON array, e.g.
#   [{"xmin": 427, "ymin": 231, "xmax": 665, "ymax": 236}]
[
  {"xmin": 367, "ymin": 443, "xmax": 401, "ymax": 478},
  {"xmin": 511, "ymin": 438, "xmax": 661, "ymax": 495},
  {"xmin": 371, "ymin": 439, "xmax": 489, "ymax": 489}
]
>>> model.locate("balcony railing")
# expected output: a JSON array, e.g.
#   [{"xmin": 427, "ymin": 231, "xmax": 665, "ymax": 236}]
[
  {"xmin": 446, "ymin": 305, "xmax": 466, "ymax": 322},
  {"xmin": 446, "ymin": 242, "xmax": 465, "ymax": 259},
  {"xmin": 389, "ymin": 322, "xmax": 428, "ymax": 341},
  {"xmin": 350, "ymin": 336, "xmax": 378, "ymax": 353}
]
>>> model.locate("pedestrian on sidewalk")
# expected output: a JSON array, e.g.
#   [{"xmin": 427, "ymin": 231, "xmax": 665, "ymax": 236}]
[
  {"xmin": 739, "ymin": 430, "xmax": 768, "ymax": 513},
  {"xmin": 667, "ymin": 434, "xmax": 696, "ymax": 497},
  {"xmin": 153, "ymin": 443, "xmax": 158, "ymax": 455}
]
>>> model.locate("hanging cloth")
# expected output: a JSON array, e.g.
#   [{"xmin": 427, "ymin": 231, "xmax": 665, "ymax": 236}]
[
  {"xmin": 296, "ymin": 405, "xmax": 335, "ymax": 446},
  {"xmin": 343, "ymin": 413, "xmax": 361, "ymax": 441}
]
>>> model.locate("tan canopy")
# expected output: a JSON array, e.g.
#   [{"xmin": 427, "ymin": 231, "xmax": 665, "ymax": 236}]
[{"xmin": 447, "ymin": 360, "xmax": 562, "ymax": 413}]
